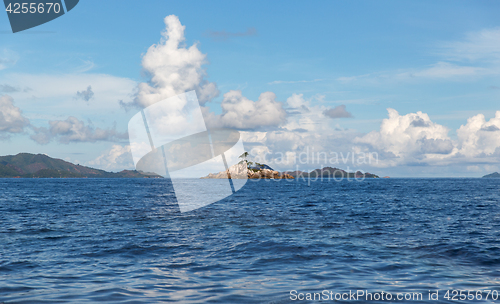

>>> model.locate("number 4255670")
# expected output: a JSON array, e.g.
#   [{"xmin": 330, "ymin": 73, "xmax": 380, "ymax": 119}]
[{"xmin": 5, "ymin": 3, "xmax": 62, "ymax": 14}]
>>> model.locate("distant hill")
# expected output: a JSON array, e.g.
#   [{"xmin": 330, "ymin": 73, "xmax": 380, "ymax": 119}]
[
  {"xmin": 0, "ymin": 153, "xmax": 162, "ymax": 178},
  {"xmin": 248, "ymin": 163, "xmax": 274, "ymax": 171},
  {"xmin": 483, "ymin": 172, "xmax": 500, "ymax": 178},
  {"xmin": 283, "ymin": 167, "xmax": 379, "ymax": 178}
]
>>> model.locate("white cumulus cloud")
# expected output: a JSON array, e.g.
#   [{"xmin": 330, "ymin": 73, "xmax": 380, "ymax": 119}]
[
  {"xmin": 88, "ymin": 144, "xmax": 134, "ymax": 172},
  {"xmin": 207, "ymin": 90, "xmax": 287, "ymax": 129},
  {"xmin": 456, "ymin": 111, "xmax": 500, "ymax": 157},
  {"xmin": 134, "ymin": 15, "xmax": 219, "ymax": 108},
  {"xmin": 354, "ymin": 108, "xmax": 454, "ymax": 165},
  {"xmin": 0, "ymin": 95, "xmax": 30, "ymax": 138}
]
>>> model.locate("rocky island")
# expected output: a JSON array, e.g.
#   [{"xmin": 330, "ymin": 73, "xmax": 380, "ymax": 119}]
[
  {"xmin": 201, "ymin": 163, "xmax": 294, "ymax": 179},
  {"xmin": 483, "ymin": 172, "xmax": 500, "ymax": 178},
  {"xmin": 201, "ymin": 152, "xmax": 379, "ymax": 180}
]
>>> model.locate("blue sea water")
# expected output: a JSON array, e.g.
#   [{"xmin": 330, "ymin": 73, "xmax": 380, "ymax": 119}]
[{"xmin": 1, "ymin": 178, "xmax": 500, "ymax": 303}]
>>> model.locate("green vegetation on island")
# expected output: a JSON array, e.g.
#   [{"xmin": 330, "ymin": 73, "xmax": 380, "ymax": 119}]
[{"xmin": 0, "ymin": 153, "xmax": 162, "ymax": 178}]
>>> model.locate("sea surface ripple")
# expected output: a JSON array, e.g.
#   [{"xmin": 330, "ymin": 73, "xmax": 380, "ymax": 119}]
[{"xmin": 1, "ymin": 178, "xmax": 500, "ymax": 303}]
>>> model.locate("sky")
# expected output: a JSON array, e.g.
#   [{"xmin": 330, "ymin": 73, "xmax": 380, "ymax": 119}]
[{"xmin": 1, "ymin": 0, "xmax": 500, "ymax": 177}]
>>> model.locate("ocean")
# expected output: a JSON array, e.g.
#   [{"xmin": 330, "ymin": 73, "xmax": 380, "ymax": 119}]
[{"xmin": 1, "ymin": 178, "xmax": 500, "ymax": 303}]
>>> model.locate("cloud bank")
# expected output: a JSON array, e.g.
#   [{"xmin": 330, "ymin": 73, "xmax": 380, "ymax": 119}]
[
  {"xmin": 88, "ymin": 144, "xmax": 133, "ymax": 171},
  {"xmin": 31, "ymin": 116, "xmax": 127, "ymax": 144},
  {"xmin": 206, "ymin": 90, "xmax": 287, "ymax": 129},
  {"xmin": 2, "ymin": 14, "xmax": 500, "ymax": 177}
]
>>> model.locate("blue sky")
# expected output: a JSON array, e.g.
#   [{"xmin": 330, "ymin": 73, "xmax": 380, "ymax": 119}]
[{"xmin": 1, "ymin": 1, "xmax": 500, "ymax": 177}]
